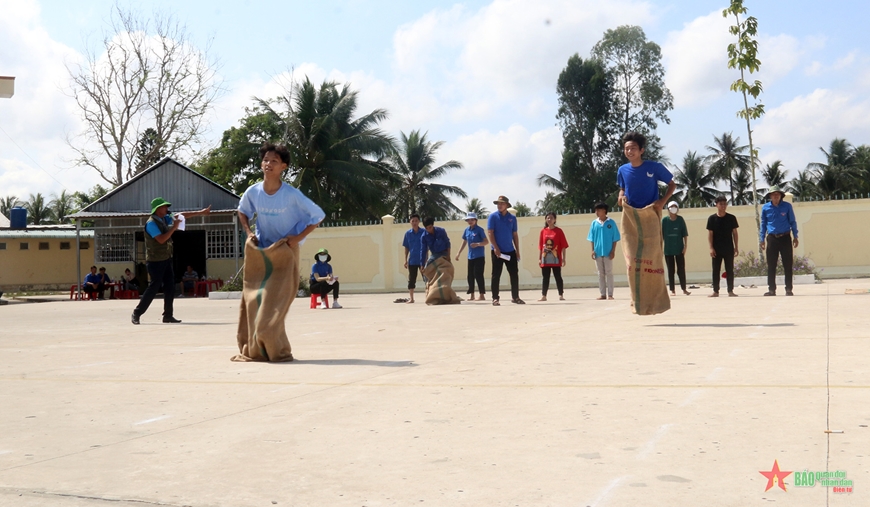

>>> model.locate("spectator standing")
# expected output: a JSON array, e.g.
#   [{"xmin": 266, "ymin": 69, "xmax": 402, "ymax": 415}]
[
  {"xmin": 662, "ymin": 201, "xmax": 691, "ymax": 296},
  {"xmin": 759, "ymin": 186, "xmax": 799, "ymax": 296},
  {"xmin": 455, "ymin": 212, "xmax": 488, "ymax": 300},
  {"xmin": 707, "ymin": 196, "xmax": 739, "ymax": 297},
  {"xmin": 486, "ymin": 196, "xmax": 523, "ymax": 306},
  {"xmin": 402, "ymin": 214, "xmax": 424, "ymax": 304},
  {"xmin": 587, "ymin": 203, "xmax": 621, "ymax": 300},
  {"xmin": 538, "ymin": 212, "xmax": 569, "ymax": 301}
]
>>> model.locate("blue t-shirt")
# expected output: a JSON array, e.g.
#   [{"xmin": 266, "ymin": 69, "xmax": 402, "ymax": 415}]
[
  {"xmin": 462, "ymin": 225, "xmax": 487, "ymax": 260},
  {"xmin": 487, "ymin": 211, "xmax": 517, "ymax": 253},
  {"xmin": 145, "ymin": 215, "xmax": 174, "ymax": 238},
  {"xmin": 238, "ymin": 182, "xmax": 326, "ymax": 248},
  {"xmin": 402, "ymin": 228, "xmax": 425, "ymax": 266},
  {"xmin": 617, "ymin": 160, "xmax": 673, "ymax": 208},
  {"xmin": 420, "ymin": 227, "xmax": 451, "ymax": 265},
  {"xmin": 83, "ymin": 273, "xmax": 101, "ymax": 286},
  {"xmin": 587, "ymin": 217, "xmax": 621, "ymax": 257},
  {"xmin": 759, "ymin": 200, "xmax": 799, "ymax": 241},
  {"xmin": 310, "ymin": 261, "xmax": 332, "ymax": 283}
]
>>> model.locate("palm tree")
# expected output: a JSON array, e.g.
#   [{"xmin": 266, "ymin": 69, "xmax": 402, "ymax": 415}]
[
  {"xmin": 705, "ymin": 132, "xmax": 750, "ymax": 203},
  {"xmin": 786, "ymin": 169, "xmax": 819, "ymax": 200},
  {"xmin": 464, "ymin": 198, "xmax": 489, "ymax": 218},
  {"xmin": 512, "ymin": 202, "xmax": 532, "ymax": 217},
  {"xmin": 24, "ymin": 193, "xmax": 53, "ymax": 225},
  {"xmin": 731, "ymin": 166, "xmax": 758, "ymax": 205},
  {"xmin": 387, "ymin": 130, "xmax": 466, "ymax": 220},
  {"xmin": 806, "ymin": 138, "xmax": 861, "ymax": 198},
  {"xmin": 672, "ymin": 151, "xmax": 718, "ymax": 207},
  {"xmin": 1, "ymin": 195, "xmax": 21, "ymax": 219},
  {"xmin": 760, "ymin": 160, "xmax": 787, "ymax": 191},
  {"xmin": 257, "ymin": 77, "xmax": 396, "ymax": 221},
  {"xmin": 50, "ymin": 190, "xmax": 76, "ymax": 224}
]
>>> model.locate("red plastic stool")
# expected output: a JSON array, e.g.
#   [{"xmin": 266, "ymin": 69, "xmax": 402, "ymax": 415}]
[
  {"xmin": 70, "ymin": 285, "xmax": 82, "ymax": 300},
  {"xmin": 309, "ymin": 293, "xmax": 329, "ymax": 309}
]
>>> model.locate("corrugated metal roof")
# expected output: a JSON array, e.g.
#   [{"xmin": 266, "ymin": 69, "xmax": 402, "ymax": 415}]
[
  {"xmin": 69, "ymin": 209, "xmax": 238, "ymax": 219},
  {"xmin": 0, "ymin": 230, "xmax": 94, "ymax": 239},
  {"xmin": 68, "ymin": 158, "xmax": 241, "ymax": 219}
]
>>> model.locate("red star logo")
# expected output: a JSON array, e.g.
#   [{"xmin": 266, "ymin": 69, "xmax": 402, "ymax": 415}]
[{"xmin": 759, "ymin": 460, "xmax": 792, "ymax": 492}]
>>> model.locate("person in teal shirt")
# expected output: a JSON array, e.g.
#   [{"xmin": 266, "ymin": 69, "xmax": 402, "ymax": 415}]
[
  {"xmin": 661, "ymin": 201, "xmax": 690, "ymax": 296},
  {"xmin": 587, "ymin": 202, "xmax": 621, "ymax": 300}
]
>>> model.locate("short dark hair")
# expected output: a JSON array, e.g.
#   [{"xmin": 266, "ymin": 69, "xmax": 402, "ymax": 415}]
[
  {"xmin": 410, "ymin": 214, "xmax": 420, "ymax": 220},
  {"xmin": 715, "ymin": 195, "xmax": 728, "ymax": 204},
  {"xmin": 422, "ymin": 217, "xmax": 435, "ymax": 227},
  {"xmin": 622, "ymin": 131, "xmax": 646, "ymax": 150},
  {"xmin": 99, "ymin": 267, "xmax": 106, "ymax": 271},
  {"xmin": 90, "ymin": 265, "xmax": 97, "ymax": 270},
  {"xmin": 594, "ymin": 202, "xmax": 609, "ymax": 212},
  {"xmin": 259, "ymin": 142, "xmax": 290, "ymax": 164}
]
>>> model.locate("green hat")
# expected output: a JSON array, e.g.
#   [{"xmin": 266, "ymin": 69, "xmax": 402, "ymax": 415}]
[
  {"xmin": 765, "ymin": 186, "xmax": 786, "ymax": 199},
  {"xmin": 316, "ymin": 248, "xmax": 331, "ymax": 263},
  {"xmin": 150, "ymin": 197, "xmax": 172, "ymax": 214}
]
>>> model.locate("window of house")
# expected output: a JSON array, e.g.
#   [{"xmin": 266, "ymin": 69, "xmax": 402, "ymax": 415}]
[
  {"xmin": 39, "ymin": 242, "xmax": 49, "ymax": 250},
  {"xmin": 20, "ymin": 242, "xmax": 29, "ymax": 250},
  {"xmin": 80, "ymin": 241, "xmax": 90, "ymax": 249},
  {"xmin": 0, "ymin": 243, "xmax": 6, "ymax": 250},
  {"xmin": 60, "ymin": 242, "xmax": 71, "ymax": 250},
  {"xmin": 207, "ymin": 229, "xmax": 244, "ymax": 259},
  {"xmin": 95, "ymin": 232, "xmax": 133, "ymax": 262}
]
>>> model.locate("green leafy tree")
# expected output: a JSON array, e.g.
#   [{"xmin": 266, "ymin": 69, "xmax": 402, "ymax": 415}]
[
  {"xmin": 72, "ymin": 184, "xmax": 109, "ymax": 210},
  {"xmin": 1, "ymin": 195, "xmax": 21, "ymax": 219},
  {"xmin": 786, "ymin": 170, "xmax": 819, "ymax": 200},
  {"xmin": 731, "ymin": 166, "xmax": 760, "ymax": 205},
  {"xmin": 24, "ymin": 193, "xmax": 53, "ymax": 225},
  {"xmin": 512, "ymin": 202, "xmax": 532, "ymax": 217},
  {"xmin": 807, "ymin": 139, "xmax": 861, "ymax": 198},
  {"xmin": 259, "ymin": 78, "xmax": 396, "ymax": 221},
  {"xmin": 49, "ymin": 190, "xmax": 76, "ymax": 224},
  {"xmin": 853, "ymin": 145, "xmax": 870, "ymax": 194},
  {"xmin": 705, "ymin": 132, "xmax": 750, "ymax": 203},
  {"xmin": 535, "ymin": 192, "xmax": 572, "ymax": 215},
  {"xmin": 134, "ymin": 128, "xmax": 166, "ymax": 173},
  {"xmin": 194, "ymin": 105, "xmax": 284, "ymax": 194},
  {"xmin": 760, "ymin": 160, "xmax": 787, "ymax": 190},
  {"xmin": 464, "ymin": 198, "xmax": 489, "ymax": 218},
  {"xmin": 724, "ymin": 0, "xmax": 765, "ymax": 244},
  {"xmin": 387, "ymin": 130, "xmax": 466, "ymax": 220},
  {"xmin": 672, "ymin": 151, "xmax": 718, "ymax": 207}
]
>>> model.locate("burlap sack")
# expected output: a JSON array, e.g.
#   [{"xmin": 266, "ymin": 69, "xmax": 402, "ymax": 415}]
[
  {"xmin": 422, "ymin": 256, "xmax": 461, "ymax": 305},
  {"xmin": 232, "ymin": 238, "xmax": 299, "ymax": 362},
  {"xmin": 621, "ymin": 203, "xmax": 671, "ymax": 315}
]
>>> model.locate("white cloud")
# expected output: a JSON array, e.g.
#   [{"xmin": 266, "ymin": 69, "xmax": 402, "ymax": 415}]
[{"xmin": 754, "ymin": 89, "xmax": 870, "ymax": 178}]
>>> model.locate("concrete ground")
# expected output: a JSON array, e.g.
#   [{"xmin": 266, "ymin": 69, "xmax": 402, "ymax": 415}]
[{"xmin": 0, "ymin": 279, "xmax": 868, "ymax": 507}]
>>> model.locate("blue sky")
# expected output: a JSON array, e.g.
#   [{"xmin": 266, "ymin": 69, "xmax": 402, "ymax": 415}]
[{"xmin": 2, "ymin": 0, "xmax": 869, "ymax": 212}]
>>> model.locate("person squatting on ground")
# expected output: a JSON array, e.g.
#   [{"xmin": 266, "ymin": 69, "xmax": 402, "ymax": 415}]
[
  {"xmin": 587, "ymin": 203, "xmax": 621, "ymax": 300},
  {"xmin": 131, "ymin": 198, "xmax": 211, "ymax": 324},
  {"xmin": 487, "ymin": 195, "xmax": 523, "ymax": 306},
  {"xmin": 83, "ymin": 266, "xmax": 106, "ymax": 300},
  {"xmin": 707, "ymin": 196, "xmax": 739, "ymax": 297},
  {"xmin": 455, "ymin": 212, "xmax": 488, "ymax": 300},
  {"xmin": 402, "ymin": 214, "xmax": 424, "ymax": 304},
  {"xmin": 182, "ymin": 266, "xmax": 198, "ymax": 295},
  {"xmin": 662, "ymin": 201, "xmax": 691, "ymax": 296},
  {"xmin": 759, "ymin": 186, "xmax": 799, "ymax": 297},
  {"xmin": 538, "ymin": 212, "xmax": 569, "ymax": 301},
  {"xmin": 310, "ymin": 248, "xmax": 342, "ymax": 309},
  {"xmin": 234, "ymin": 142, "xmax": 325, "ymax": 362}
]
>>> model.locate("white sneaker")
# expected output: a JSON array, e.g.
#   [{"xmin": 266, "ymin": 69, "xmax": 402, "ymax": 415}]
[
  {"xmin": 319, "ymin": 301, "xmax": 328, "ymax": 309},
  {"xmin": 332, "ymin": 301, "xmax": 342, "ymax": 309}
]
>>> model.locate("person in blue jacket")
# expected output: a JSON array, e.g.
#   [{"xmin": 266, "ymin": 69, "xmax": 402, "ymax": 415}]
[{"xmin": 310, "ymin": 248, "xmax": 341, "ymax": 309}]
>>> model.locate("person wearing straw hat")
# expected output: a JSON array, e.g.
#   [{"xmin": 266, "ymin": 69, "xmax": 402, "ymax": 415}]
[
  {"xmin": 131, "ymin": 197, "xmax": 211, "ymax": 324},
  {"xmin": 486, "ymin": 195, "xmax": 523, "ymax": 305},
  {"xmin": 310, "ymin": 248, "xmax": 341, "ymax": 309},
  {"xmin": 455, "ymin": 211, "xmax": 489, "ymax": 300},
  {"xmin": 759, "ymin": 186, "xmax": 799, "ymax": 296}
]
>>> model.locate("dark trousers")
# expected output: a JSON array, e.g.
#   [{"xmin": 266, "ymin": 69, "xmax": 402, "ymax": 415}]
[
  {"xmin": 310, "ymin": 280, "xmax": 340, "ymax": 300},
  {"xmin": 408, "ymin": 265, "xmax": 420, "ymax": 290},
  {"xmin": 665, "ymin": 254, "xmax": 687, "ymax": 292},
  {"xmin": 491, "ymin": 250, "xmax": 519, "ymax": 301},
  {"xmin": 541, "ymin": 266, "xmax": 563, "ymax": 296},
  {"xmin": 712, "ymin": 253, "xmax": 735, "ymax": 293},
  {"xmin": 466, "ymin": 257, "xmax": 486, "ymax": 294},
  {"xmin": 83, "ymin": 283, "xmax": 106, "ymax": 299},
  {"xmin": 766, "ymin": 234, "xmax": 794, "ymax": 292},
  {"xmin": 134, "ymin": 258, "xmax": 175, "ymax": 318}
]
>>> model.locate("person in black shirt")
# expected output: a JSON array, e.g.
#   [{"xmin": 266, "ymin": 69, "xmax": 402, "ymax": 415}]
[{"xmin": 706, "ymin": 195, "xmax": 739, "ymax": 297}]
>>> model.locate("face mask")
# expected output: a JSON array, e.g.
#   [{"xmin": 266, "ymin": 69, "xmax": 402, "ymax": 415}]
[
  {"xmin": 668, "ymin": 207, "xmax": 678, "ymax": 214},
  {"xmin": 317, "ymin": 255, "xmax": 328, "ymax": 262}
]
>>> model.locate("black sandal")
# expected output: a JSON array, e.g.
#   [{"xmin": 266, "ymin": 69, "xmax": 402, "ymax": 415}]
[
  {"xmin": 512, "ymin": 298, "xmax": 526, "ymax": 304},
  {"xmin": 492, "ymin": 299, "xmax": 500, "ymax": 306}
]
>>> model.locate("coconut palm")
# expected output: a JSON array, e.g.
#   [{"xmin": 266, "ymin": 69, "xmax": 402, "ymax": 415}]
[
  {"xmin": 705, "ymin": 132, "xmax": 750, "ymax": 203},
  {"xmin": 387, "ymin": 130, "xmax": 466, "ymax": 220},
  {"xmin": 731, "ymin": 166, "xmax": 759, "ymax": 205},
  {"xmin": 512, "ymin": 202, "xmax": 532, "ymax": 217},
  {"xmin": 1, "ymin": 195, "xmax": 21, "ymax": 219},
  {"xmin": 785, "ymin": 170, "xmax": 819, "ymax": 200},
  {"xmin": 24, "ymin": 193, "xmax": 53, "ymax": 225},
  {"xmin": 806, "ymin": 138, "xmax": 861, "ymax": 198},
  {"xmin": 49, "ymin": 190, "xmax": 76, "ymax": 224},
  {"xmin": 672, "ymin": 151, "xmax": 718, "ymax": 207},
  {"xmin": 760, "ymin": 160, "xmax": 787, "ymax": 191},
  {"xmin": 464, "ymin": 198, "xmax": 489, "ymax": 218},
  {"xmin": 256, "ymin": 77, "xmax": 396, "ymax": 221}
]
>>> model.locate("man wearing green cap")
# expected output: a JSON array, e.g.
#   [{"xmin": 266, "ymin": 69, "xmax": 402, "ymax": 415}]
[
  {"xmin": 310, "ymin": 248, "xmax": 341, "ymax": 309},
  {"xmin": 131, "ymin": 197, "xmax": 211, "ymax": 324},
  {"xmin": 759, "ymin": 186, "xmax": 799, "ymax": 296}
]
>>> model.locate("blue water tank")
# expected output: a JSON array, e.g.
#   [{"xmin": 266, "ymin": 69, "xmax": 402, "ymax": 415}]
[{"xmin": 10, "ymin": 207, "xmax": 26, "ymax": 229}]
